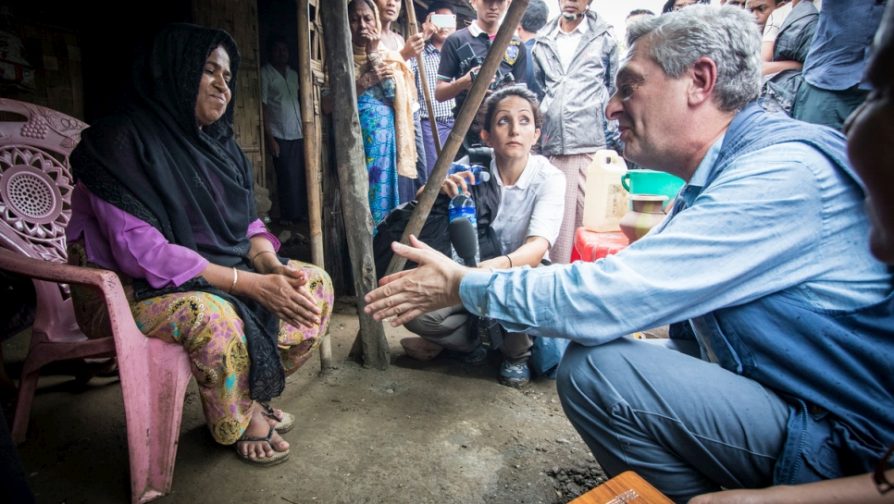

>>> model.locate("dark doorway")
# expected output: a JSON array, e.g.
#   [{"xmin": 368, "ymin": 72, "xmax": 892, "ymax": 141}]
[{"xmin": 2, "ymin": 0, "xmax": 191, "ymax": 122}]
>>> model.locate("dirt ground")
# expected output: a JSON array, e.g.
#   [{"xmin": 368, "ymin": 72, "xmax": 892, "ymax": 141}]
[{"xmin": 3, "ymin": 299, "xmax": 607, "ymax": 504}]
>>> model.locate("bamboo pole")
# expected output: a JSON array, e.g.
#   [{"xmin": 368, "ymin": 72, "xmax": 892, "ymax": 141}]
[
  {"xmin": 321, "ymin": 0, "xmax": 390, "ymax": 370},
  {"xmin": 405, "ymin": 2, "xmax": 441, "ymax": 155},
  {"xmin": 385, "ymin": 0, "xmax": 529, "ymax": 276},
  {"xmin": 298, "ymin": 0, "xmax": 331, "ymax": 371}
]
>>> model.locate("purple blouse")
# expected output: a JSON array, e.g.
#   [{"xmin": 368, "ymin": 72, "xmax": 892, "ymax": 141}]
[{"xmin": 67, "ymin": 182, "xmax": 280, "ymax": 289}]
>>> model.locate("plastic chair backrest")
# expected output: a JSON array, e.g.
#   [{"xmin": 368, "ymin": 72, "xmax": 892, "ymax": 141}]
[
  {"xmin": 0, "ymin": 98, "xmax": 86, "ymax": 263},
  {"xmin": 0, "ymin": 99, "xmax": 193, "ymax": 503}
]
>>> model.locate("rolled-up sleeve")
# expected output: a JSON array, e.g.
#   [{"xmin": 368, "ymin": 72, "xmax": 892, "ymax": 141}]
[{"xmin": 247, "ymin": 219, "xmax": 281, "ymax": 251}]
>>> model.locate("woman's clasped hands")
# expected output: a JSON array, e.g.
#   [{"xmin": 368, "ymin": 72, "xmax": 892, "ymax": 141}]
[{"xmin": 245, "ymin": 254, "xmax": 321, "ymax": 329}]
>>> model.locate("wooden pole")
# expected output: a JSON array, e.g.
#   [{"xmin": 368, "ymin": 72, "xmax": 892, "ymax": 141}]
[
  {"xmin": 298, "ymin": 0, "xmax": 331, "ymax": 371},
  {"xmin": 405, "ymin": 2, "xmax": 442, "ymax": 155},
  {"xmin": 385, "ymin": 0, "xmax": 529, "ymax": 276},
  {"xmin": 321, "ymin": 0, "xmax": 390, "ymax": 370}
]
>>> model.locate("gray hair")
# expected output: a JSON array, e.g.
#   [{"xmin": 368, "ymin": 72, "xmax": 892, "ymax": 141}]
[{"xmin": 627, "ymin": 5, "xmax": 762, "ymax": 112}]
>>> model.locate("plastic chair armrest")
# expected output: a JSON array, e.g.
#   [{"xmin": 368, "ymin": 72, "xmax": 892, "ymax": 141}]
[{"xmin": 0, "ymin": 247, "xmax": 139, "ymax": 335}]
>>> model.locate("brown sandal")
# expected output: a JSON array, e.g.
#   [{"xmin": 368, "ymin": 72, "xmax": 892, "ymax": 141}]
[
  {"xmin": 259, "ymin": 402, "xmax": 295, "ymax": 434},
  {"xmin": 235, "ymin": 424, "xmax": 290, "ymax": 466}
]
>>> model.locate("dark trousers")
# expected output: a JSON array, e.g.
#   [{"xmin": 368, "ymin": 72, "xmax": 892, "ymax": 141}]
[
  {"xmin": 397, "ymin": 116, "xmax": 428, "ymax": 204},
  {"xmin": 792, "ymin": 82, "xmax": 869, "ymax": 131},
  {"xmin": 272, "ymin": 138, "xmax": 307, "ymax": 221},
  {"xmin": 420, "ymin": 117, "xmax": 455, "ymax": 178},
  {"xmin": 404, "ymin": 304, "xmax": 533, "ymax": 361}
]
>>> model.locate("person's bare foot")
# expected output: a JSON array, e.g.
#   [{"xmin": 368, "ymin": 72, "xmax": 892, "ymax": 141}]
[
  {"xmin": 236, "ymin": 404, "xmax": 289, "ymax": 461},
  {"xmin": 400, "ymin": 337, "xmax": 444, "ymax": 361}
]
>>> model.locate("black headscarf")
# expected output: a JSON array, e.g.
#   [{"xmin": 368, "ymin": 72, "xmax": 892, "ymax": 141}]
[{"xmin": 72, "ymin": 23, "xmax": 286, "ymax": 402}]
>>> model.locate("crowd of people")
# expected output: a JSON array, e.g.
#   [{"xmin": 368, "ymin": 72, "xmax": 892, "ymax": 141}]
[
  {"xmin": 3, "ymin": 1, "xmax": 892, "ymax": 502},
  {"xmin": 350, "ymin": 0, "xmax": 890, "ymax": 391}
]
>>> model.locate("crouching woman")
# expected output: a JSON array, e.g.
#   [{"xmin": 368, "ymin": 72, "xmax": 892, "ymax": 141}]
[{"xmin": 404, "ymin": 85, "xmax": 565, "ymax": 387}]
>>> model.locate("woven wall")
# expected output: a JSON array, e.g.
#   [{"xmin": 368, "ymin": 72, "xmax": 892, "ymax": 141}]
[{"xmin": 1, "ymin": 25, "xmax": 83, "ymax": 120}]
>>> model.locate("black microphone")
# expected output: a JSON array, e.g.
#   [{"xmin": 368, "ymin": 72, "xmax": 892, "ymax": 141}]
[{"xmin": 448, "ymin": 216, "xmax": 479, "ymax": 267}]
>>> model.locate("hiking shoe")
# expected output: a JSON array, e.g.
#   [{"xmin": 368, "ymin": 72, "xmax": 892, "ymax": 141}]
[{"xmin": 499, "ymin": 359, "xmax": 530, "ymax": 388}]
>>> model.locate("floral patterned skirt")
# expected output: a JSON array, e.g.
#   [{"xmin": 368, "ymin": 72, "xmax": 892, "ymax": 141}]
[{"xmin": 69, "ymin": 246, "xmax": 334, "ymax": 445}]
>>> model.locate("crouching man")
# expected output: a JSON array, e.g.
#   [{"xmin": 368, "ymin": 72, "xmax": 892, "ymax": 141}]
[{"xmin": 363, "ymin": 6, "xmax": 893, "ymax": 502}]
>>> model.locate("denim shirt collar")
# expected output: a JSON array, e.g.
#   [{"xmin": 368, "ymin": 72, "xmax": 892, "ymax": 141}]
[{"xmin": 679, "ymin": 132, "xmax": 726, "ymax": 208}]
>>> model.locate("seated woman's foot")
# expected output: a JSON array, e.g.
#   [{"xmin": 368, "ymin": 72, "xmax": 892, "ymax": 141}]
[
  {"xmin": 259, "ymin": 402, "xmax": 296, "ymax": 433},
  {"xmin": 235, "ymin": 406, "xmax": 290, "ymax": 465}
]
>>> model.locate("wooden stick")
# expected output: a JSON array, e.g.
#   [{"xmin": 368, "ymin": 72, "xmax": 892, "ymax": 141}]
[
  {"xmin": 297, "ymin": 0, "xmax": 331, "ymax": 371},
  {"xmin": 321, "ymin": 0, "xmax": 390, "ymax": 370},
  {"xmin": 384, "ymin": 0, "xmax": 530, "ymax": 276},
  {"xmin": 405, "ymin": 2, "xmax": 442, "ymax": 155}
]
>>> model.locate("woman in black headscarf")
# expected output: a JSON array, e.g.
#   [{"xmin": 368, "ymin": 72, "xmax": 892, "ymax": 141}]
[{"xmin": 67, "ymin": 23, "xmax": 333, "ymax": 465}]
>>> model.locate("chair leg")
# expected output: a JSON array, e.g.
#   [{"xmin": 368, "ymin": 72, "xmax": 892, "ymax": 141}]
[
  {"xmin": 10, "ymin": 368, "xmax": 39, "ymax": 444},
  {"xmin": 319, "ymin": 330, "xmax": 332, "ymax": 372},
  {"xmin": 117, "ymin": 339, "xmax": 192, "ymax": 504}
]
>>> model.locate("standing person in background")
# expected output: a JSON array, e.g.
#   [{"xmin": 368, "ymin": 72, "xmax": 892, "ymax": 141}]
[
  {"xmin": 532, "ymin": 0, "xmax": 619, "ymax": 264},
  {"xmin": 626, "ymin": 9, "xmax": 656, "ymax": 26},
  {"xmin": 745, "ymin": 0, "xmax": 776, "ymax": 34},
  {"xmin": 436, "ymin": 0, "xmax": 529, "ymax": 152},
  {"xmin": 261, "ymin": 37, "xmax": 306, "ymax": 227},
  {"xmin": 377, "ymin": 0, "xmax": 425, "ymax": 61},
  {"xmin": 758, "ymin": 0, "xmax": 818, "ymax": 115},
  {"xmin": 751, "ymin": 0, "xmax": 784, "ymax": 37},
  {"xmin": 623, "ymin": 10, "xmax": 656, "ymax": 52},
  {"xmin": 792, "ymin": 0, "xmax": 887, "ymax": 130},
  {"xmin": 662, "ymin": 0, "xmax": 709, "ymax": 13},
  {"xmin": 410, "ymin": 2, "xmax": 456, "ymax": 177},
  {"xmin": 350, "ymin": 0, "xmax": 419, "ymax": 226},
  {"xmin": 517, "ymin": 0, "xmax": 549, "ymax": 100},
  {"xmin": 376, "ymin": 0, "xmax": 426, "ymax": 201}
]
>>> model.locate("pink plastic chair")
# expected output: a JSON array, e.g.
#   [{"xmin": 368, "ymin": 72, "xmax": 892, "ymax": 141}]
[{"xmin": 0, "ymin": 98, "xmax": 192, "ymax": 503}]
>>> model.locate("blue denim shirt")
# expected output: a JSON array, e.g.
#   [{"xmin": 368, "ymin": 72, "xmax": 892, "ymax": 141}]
[
  {"xmin": 459, "ymin": 103, "xmax": 893, "ymax": 480},
  {"xmin": 459, "ymin": 105, "xmax": 890, "ymax": 345},
  {"xmin": 801, "ymin": 0, "xmax": 886, "ymax": 91}
]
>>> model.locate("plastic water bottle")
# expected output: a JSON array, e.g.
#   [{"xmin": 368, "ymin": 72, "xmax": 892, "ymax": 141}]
[
  {"xmin": 448, "ymin": 162, "xmax": 490, "ymax": 185},
  {"xmin": 447, "ymin": 192, "xmax": 479, "ymax": 266},
  {"xmin": 380, "ymin": 75, "xmax": 396, "ymax": 100},
  {"xmin": 368, "ymin": 52, "xmax": 396, "ymax": 100}
]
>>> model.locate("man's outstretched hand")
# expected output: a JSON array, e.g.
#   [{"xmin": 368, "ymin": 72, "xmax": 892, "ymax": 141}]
[{"xmin": 364, "ymin": 235, "xmax": 472, "ymax": 326}]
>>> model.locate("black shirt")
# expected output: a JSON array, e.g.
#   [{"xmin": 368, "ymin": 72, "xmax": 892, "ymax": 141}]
[{"xmin": 437, "ymin": 25, "xmax": 529, "ymax": 114}]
